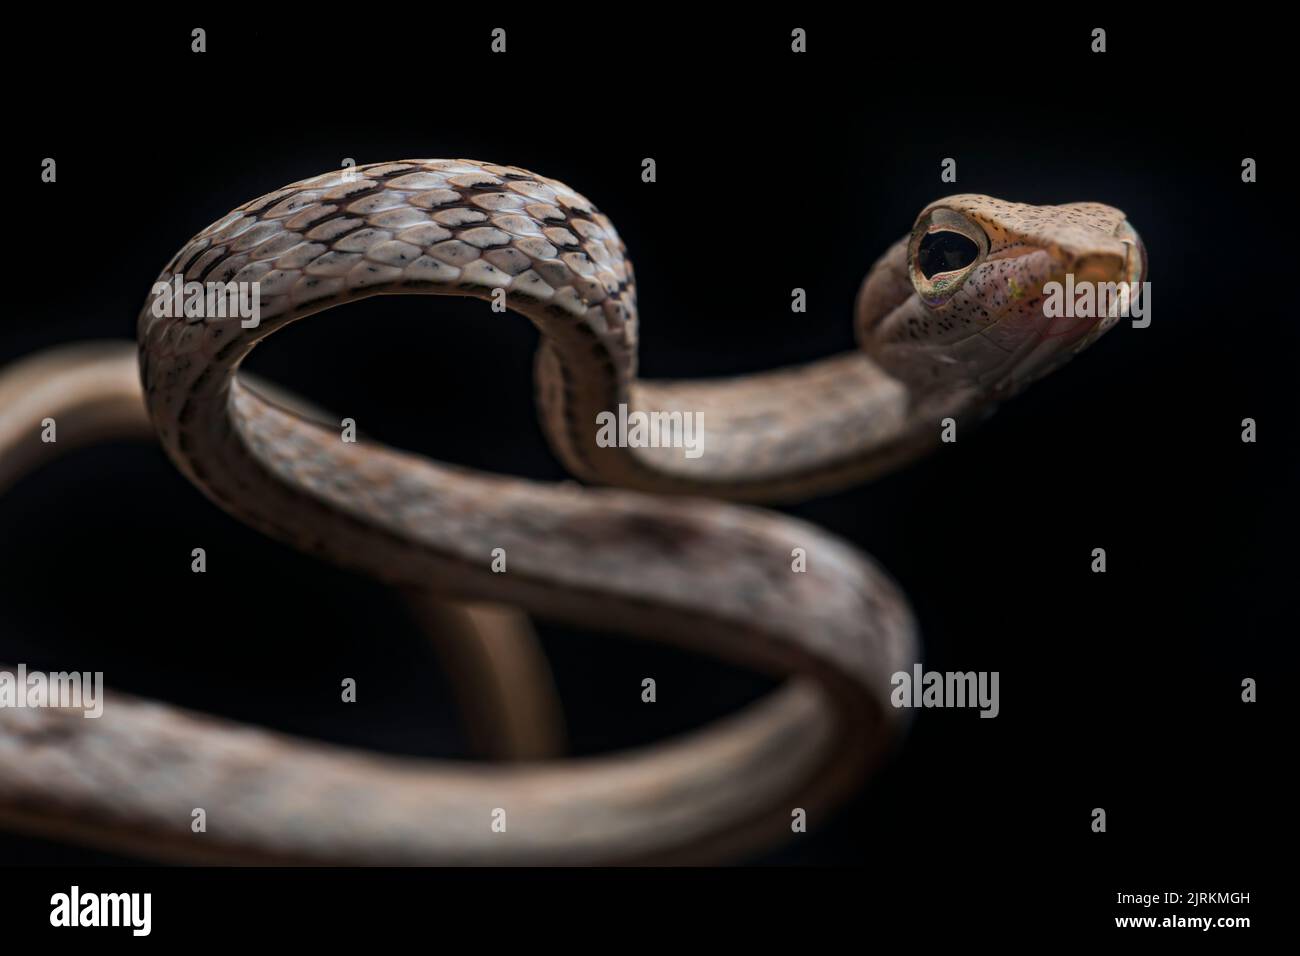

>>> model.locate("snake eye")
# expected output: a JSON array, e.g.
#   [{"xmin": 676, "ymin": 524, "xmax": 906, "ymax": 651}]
[
  {"xmin": 908, "ymin": 208, "xmax": 989, "ymax": 305},
  {"xmin": 917, "ymin": 231, "xmax": 980, "ymax": 279}
]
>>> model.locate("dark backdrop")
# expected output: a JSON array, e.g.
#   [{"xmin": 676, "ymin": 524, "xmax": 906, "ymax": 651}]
[{"xmin": 0, "ymin": 9, "xmax": 1288, "ymax": 914}]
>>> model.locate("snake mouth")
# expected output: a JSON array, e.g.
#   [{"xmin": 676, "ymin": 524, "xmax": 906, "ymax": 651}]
[
  {"xmin": 966, "ymin": 222, "xmax": 1145, "ymax": 395},
  {"xmin": 1004, "ymin": 238, "xmax": 1142, "ymax": 389}
]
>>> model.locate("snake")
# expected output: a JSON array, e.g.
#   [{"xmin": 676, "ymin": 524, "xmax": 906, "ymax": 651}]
[{"xmin": 0, "ymin": 160, "xmax": 1144, "ymax": 864}]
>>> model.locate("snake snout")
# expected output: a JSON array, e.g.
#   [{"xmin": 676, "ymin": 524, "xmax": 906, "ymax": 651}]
[
  {"xmin": 1071, "ymin": 220, "xmax": 1145, "ymax": 282},
  {"xmin": 1118, "ymin": 219, "xmax": 1147, "ymax": 285},
  {"xmin": 1071, "ymin": 251, "xmax": 1127, "ymax": 285}
]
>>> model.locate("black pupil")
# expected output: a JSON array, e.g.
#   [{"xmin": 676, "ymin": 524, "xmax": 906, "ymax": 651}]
[{"xmin": 918, "ymin": 231, "xmax": 979, "ymax": 279}]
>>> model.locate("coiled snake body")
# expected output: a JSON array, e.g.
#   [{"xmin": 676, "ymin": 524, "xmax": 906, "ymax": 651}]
[{"xmin": 0, "ymin": 160, "xmax": 1144, "ymax": 864}]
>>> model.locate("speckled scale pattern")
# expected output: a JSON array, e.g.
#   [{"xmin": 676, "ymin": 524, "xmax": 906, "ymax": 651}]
[{"xmin": 140, "ymin": 160, "xmax": 638, "ymax": 395}]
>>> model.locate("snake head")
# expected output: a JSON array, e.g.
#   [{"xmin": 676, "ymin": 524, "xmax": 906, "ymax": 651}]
[{"xmin": 864, "ymin": 195, "xmax": 1146, "ymax": 409}]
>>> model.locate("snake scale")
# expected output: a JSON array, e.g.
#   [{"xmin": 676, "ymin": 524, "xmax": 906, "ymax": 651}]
[{"xmin": 0, "ymin": 160, "xmax": 1144, "ymax": 864}]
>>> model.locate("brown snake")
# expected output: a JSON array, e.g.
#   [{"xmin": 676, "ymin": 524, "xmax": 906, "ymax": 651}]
[{"xmin": 0, "ymin": 160, "xmax": 1144, "ymax": 864}]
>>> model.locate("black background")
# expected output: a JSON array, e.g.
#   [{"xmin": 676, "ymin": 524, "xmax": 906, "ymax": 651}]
[{"xmin": 0, "ymin": 9, "xmax": 1289, "ymax": 937}]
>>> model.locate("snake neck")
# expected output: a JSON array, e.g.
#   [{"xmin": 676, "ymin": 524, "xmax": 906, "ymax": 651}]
[
  {"xmin": 537, "ymin": 342, "xmax": 932, "ymax": 503},
  {"xmin": 535, "ymin": 238, "xmax": 980, "ymax": 504}
]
